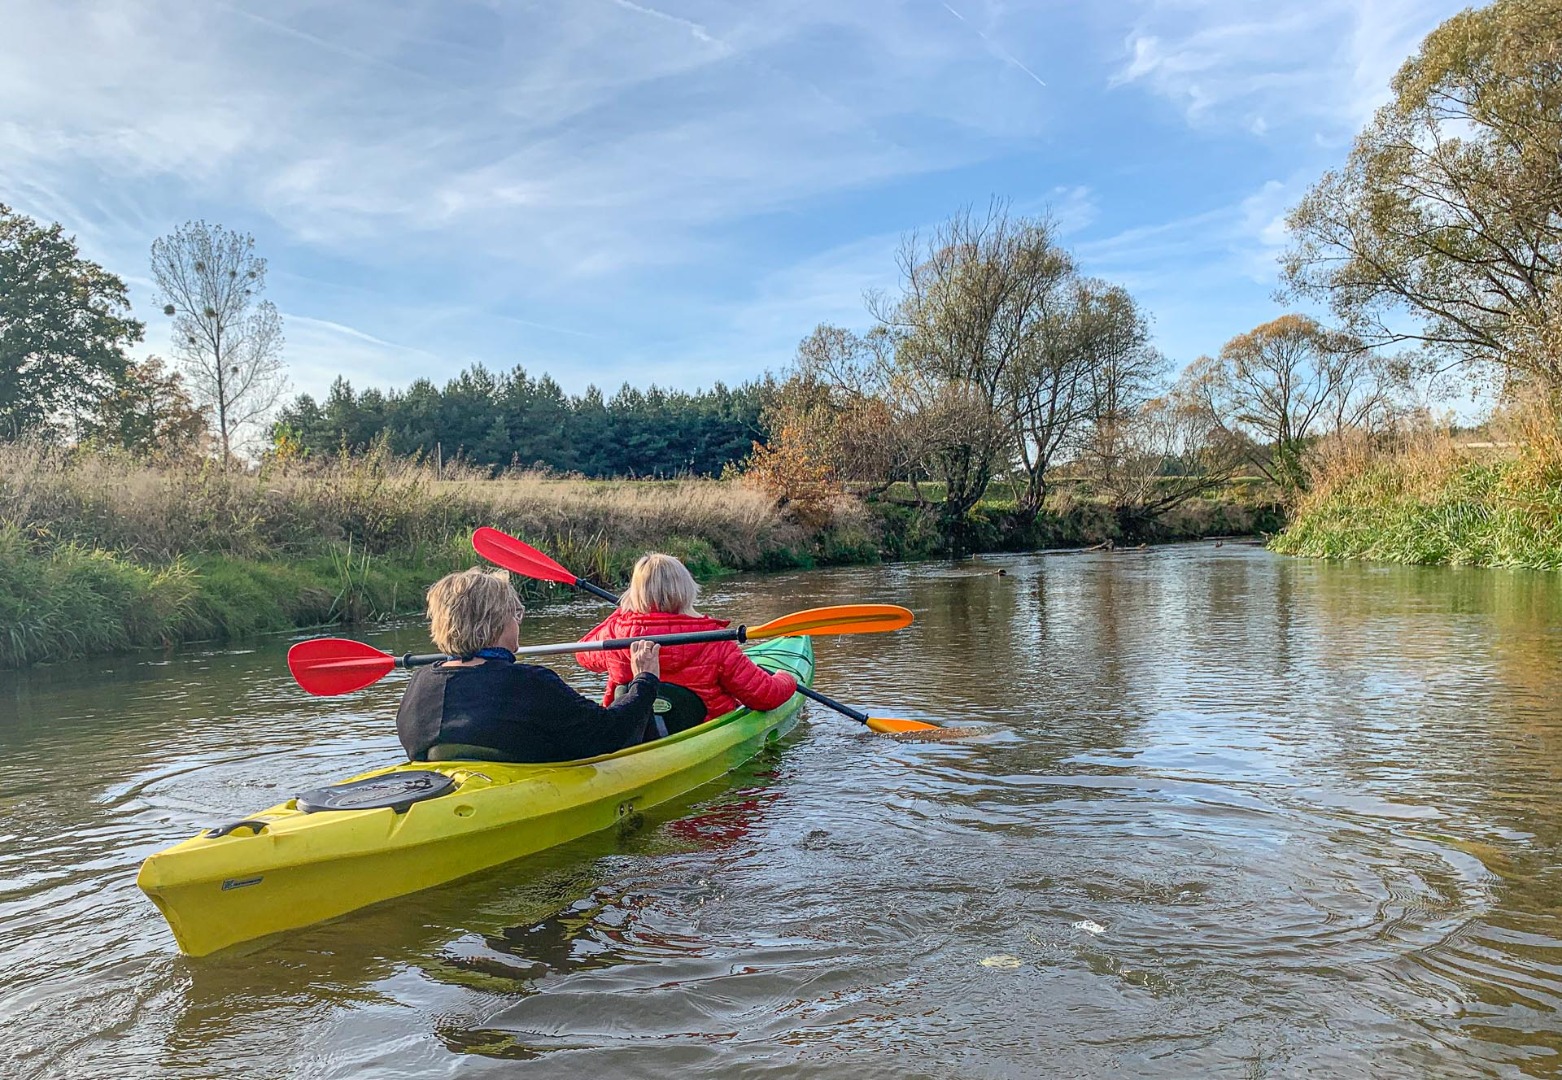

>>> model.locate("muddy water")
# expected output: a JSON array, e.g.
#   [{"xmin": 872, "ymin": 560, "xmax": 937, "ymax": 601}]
[{"xmin": 1, "ymin": 545, "xmax": 1559, "ymax": 1077}]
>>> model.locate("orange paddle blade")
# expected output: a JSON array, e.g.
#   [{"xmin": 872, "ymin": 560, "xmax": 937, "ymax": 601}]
[
  {"xmin": 288, "ymin": 638, "xmax": 396, "ymax": 696},
  {"xmin": 746, "ymin": 604, "xmax": 914, "ymax": 640},
  {"xmin": 865, "ymin": 716, "xmax": 941, "ymax": 733}
]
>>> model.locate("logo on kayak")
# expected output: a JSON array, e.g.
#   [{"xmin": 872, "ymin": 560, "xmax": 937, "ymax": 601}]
[{"xmin": 221, "ymin": 876, "xmax": 263, "ymax": 891}]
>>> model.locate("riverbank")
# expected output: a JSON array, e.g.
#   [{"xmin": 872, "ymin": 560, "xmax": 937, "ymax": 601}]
[
  {"xmin": 1271, "ymin": 410, "xmax": 1562, "ymax": 571},
  {"xmin": 0, "ymin": 445, "xmax": 1279, "ymax": 667}
]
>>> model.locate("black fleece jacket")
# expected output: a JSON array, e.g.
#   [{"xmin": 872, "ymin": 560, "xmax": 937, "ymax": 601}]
[{"xmin": 396, "ymin": 657, "xmax": 660, "ymax": 762}]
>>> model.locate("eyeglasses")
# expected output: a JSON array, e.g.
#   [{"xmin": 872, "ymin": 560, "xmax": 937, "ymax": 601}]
[{"xmin": 513, "ymin": 604, "xmax": 526, "ymax": 620}]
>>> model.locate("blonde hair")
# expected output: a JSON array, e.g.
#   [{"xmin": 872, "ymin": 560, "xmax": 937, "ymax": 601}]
[
  {"xmin": 426, "ymin": 568, "xmax": 522, "ymax": 655},
  {"xmin": 621, "ymin": 552, "xmax": 698, "ymax": 614}
]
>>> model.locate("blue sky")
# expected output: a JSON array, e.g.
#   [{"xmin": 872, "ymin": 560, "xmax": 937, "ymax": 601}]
[{"xmin": 0, "ymin": 0, "xmax": 1469, "ymax": 404}]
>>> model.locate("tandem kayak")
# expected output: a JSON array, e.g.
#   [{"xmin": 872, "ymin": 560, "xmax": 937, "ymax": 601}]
[{"xmin": 138, "ymin": 636, "xmax": 812, "ymax": 956}]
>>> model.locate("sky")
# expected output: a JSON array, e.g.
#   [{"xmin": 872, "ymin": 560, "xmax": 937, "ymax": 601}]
[{"xmin": 0, "ymin": 0, "xmax": 1472, "ymax": 405}]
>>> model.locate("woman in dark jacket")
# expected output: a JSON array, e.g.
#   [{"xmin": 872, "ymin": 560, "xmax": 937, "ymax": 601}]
[{"xmin": 397, "ymin": 568, "xmax": 662, "ymax": 762}]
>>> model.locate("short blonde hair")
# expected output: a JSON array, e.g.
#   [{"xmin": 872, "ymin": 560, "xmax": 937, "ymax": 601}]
[
  {"xmin": 621, "ymin": 553, "xmax": 698, "ymax": 614},
  {"xmin": 426, "ymin": 568, "xmax": 522, "ymax": 655}
]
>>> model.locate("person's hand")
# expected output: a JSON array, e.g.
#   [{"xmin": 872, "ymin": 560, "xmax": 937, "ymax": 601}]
[{"xmin": 629, "ymin": 640, "xmax": 661, "ymax": 679}]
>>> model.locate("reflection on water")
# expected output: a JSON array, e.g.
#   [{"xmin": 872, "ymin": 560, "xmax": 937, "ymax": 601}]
[{"xmin": 2, "ymin": 547, "xmax": 1560, "ymax": 1077}]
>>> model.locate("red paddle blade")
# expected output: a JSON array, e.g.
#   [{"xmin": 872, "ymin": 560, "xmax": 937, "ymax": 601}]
[
  {"xmin": 287, "ymin": 638, "xmax": 396, "ymax": 696},
  {"xmin": 472, "ymin": 527, "xmax": 577, "ymax": 586}
]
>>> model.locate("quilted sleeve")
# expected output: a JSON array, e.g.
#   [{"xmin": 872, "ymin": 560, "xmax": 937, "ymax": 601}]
[{"xmin": 717, "ymin": 642, "xmax": 798, "ymax": 711}]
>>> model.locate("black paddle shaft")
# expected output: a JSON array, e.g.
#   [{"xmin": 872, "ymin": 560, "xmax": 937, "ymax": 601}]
[{"xmin": 389, "ymin": 628, "xmax": 748, "ymax": 669}]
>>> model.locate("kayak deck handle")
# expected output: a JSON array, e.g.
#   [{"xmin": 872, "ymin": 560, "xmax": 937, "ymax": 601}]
[{"xmin": 204, "ymin": 818, "xmax": 272, "ymax": 839}]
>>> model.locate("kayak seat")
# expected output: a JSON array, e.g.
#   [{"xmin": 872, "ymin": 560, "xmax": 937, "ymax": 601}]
[
  {"xmin": 296, "ymin": 770, "xmax": 458, "ymax": 813},
  {"xmin": 613, "ymin": 680, "xmax": 708, "ymax": 739}
]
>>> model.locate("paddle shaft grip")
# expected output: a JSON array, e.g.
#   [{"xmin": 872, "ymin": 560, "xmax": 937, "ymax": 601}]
[
  {"xmin": 575, "ymin": 579, "xmax": 622, "ymax": 603},
  {"xmin": 795, "ymin": 684, "xmax": 869, "ymax": 723},
  {"xmin": 558, "ymin": 627, "xmax": 745, "ymax": 655},
  {"xmin": 395, "ymin": 653, "xmax": 453, "ymax": 669}
]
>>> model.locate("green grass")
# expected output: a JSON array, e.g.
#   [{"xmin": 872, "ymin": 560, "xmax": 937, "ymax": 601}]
[{"xmin": 1272, "ymin": 458, "xmax": 1562, "ymax": 570}]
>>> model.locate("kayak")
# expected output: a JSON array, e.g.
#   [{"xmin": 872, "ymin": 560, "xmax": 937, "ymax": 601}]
[{"xmin": 137, "ymin": 636, "xmax": 812, "ymax": 956}]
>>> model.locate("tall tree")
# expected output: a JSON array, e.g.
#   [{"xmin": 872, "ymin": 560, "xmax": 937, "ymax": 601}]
[
  {"xmin": 151, "ymin": 221, "xmax": 286, "ymax": 461},
  {"xmin": 0, "ymin": 205, "xmax": 143, "ymax": 440},
  {"xmin": 872, "ymin": 203, "xmax": 1074, "ymax": 549},
  {"xmin": 1010, "ymin": 279, "xmax": 1157, "ymax": 516},
  {"xmin": 1187, "ymin": 314, "xmax": 1398, "ymax": 496},
  {"xmin": 1283, "ymin": 0, "xmax": 1562, "ymax": 387}
]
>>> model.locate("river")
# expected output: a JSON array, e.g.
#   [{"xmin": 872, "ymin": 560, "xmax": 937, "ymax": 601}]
[{"xmin": 1, "ymin": 545, "xmax": 1559, "ymax": 1078}]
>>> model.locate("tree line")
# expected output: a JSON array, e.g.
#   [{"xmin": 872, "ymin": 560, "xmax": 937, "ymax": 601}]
[
  {"xmin": 276, "ymin": 370, "xmax": 769, "ymax": 478},
  {"xmin": 0, "ymin": 205, "xmax": 767, "ymax": 475},
  {"xmin": 748, "ymin": 204, "xmax": 1402, "ymax": 549}
]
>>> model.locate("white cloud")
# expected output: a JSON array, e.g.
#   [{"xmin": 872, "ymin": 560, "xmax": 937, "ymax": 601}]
[
  {"xmin": 0, "ymin": 0, "xmax": 1062, "ymax": 279},
  {"xmin": 1110, "ymin": 0, "xmax": 1470, "ymax": 136}
]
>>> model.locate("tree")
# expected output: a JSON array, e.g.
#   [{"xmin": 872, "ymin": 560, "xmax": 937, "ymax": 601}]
[
  {"xmin": 1086, "ymin": 388, "xmax": 1247, "ymax": 535},
  {"xmin": 1187, "ymin": 314, "xmax": 1399, "ymax": 496},
  {"xmin": 1282, "ymin": 0, "xmax": 1562, "ymax": 387},
  {"xmin": 151, "ymin": 221, "xmax": 286, "ymax": 461},
  {"xmin": 1010, "ymin": 278, "xmax": 1158, "ymax": 516},
  {"xmin": 0, "ymin": 205, "xmax": 143, "ymax": 440},
  {"xmin": 80, "ymin": 356, "xmax": 209, "ymax": 458},
  {"xmin": 776, "ymin": 324, "xmax": 922, "ymax": 495},
  {"xmin": 871, "ymin": 203, "xmax": 1074, "ymax": 550}
]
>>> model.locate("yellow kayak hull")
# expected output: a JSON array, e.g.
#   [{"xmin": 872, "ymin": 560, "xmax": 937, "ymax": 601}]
[{"xmin": 137, "ymin": 637, "xmax": 812, "ymax": 956}]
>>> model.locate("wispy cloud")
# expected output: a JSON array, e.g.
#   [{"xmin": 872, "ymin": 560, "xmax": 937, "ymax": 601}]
[
  {"xmin": 1110, "ymin": 0, "xmax": 1469, "ymax": 136},
  {"xmin": 1072, "ymin": 172, "xmax": 1319, "ymax": 363},
  {"xmin": 0, "ymin": 0, "xmax": 1473, "ymax": 404}
]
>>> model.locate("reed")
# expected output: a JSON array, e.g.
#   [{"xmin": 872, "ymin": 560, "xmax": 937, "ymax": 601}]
[
  {"xmin": 1272, "ymin": 394, "xmax": 1562, "ymax": 570},
  {"xmin": 0, "ymin": 445, "xmax": 841, "ymax": 667}
]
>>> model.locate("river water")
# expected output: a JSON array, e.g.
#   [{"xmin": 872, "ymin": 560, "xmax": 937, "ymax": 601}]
[{"xmin": 1, "ymin": 546, "xmax": 1559, "ymax": 1078}]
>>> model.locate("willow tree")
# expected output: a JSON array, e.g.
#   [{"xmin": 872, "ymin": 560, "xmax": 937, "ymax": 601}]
[
  {"xmin": 1186, "ymin": 314, "xmax": 1400, "ymax": 497},
  {"xmin": 1283, "ymin": 0, "xmax": 1562, "ymax": 387},
  {"xmin": 871, "ymin": 203, "xmax": 1074, "ymax": 549},
  {"xmin": 151, "ymin": 222, "xmax": 286, "ymax": 461}
]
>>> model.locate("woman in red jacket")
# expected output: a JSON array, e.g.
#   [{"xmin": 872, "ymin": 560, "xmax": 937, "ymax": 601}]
[{"xmin": 576, "ymin": 553, "xmax": 798, "ymax": 732}]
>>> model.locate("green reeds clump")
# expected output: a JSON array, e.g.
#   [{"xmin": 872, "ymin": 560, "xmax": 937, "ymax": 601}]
[
  {"xmin": 0, "ymin": 525, "xmax": 199, "ymax": 667},
  {"xmin": 1273, "ymin": 399, "xmax": 1562, "ymax": 571}
]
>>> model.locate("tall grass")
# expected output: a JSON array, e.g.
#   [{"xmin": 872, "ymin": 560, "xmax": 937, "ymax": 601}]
[
  {"xmin": 0, "ymin": 441, "xmax": 813, "ymax": 567},
  {"xmin": 0, "ymin": 444, "xmax": 846, "ymax": 666},
  {"xmin": 1272, "ymin": 394, "xmax": 1562, "ymax": 570}
]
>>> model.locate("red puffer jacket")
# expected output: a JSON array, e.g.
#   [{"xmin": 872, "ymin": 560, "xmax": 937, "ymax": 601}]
[{"xmin": 575, "ymin": 610, "xmax": 798, "ymax": 717}]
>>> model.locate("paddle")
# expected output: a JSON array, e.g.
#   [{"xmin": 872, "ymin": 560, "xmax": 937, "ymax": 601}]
[
  {"xmin": 289, "ymin": 603, "xmax": 914, "ymax": 697},
  {"xmin": 470, "ymin": 527, "xmax": 939, "ymax": 735},
  {"xmin": 471, "ymin": 527, "xmax": 620, "ymax": 603}
]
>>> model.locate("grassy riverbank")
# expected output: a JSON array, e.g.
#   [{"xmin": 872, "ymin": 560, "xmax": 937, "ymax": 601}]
[
  {"xmin": 0, "ymin": 444, "xmax": 1276, "ymax": 668},
  {"xmin": 1272, "ymin": 406, "xmax": 1562, "ymax": 570}
]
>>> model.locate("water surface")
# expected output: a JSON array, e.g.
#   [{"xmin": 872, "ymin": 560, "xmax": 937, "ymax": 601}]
[{"xmin": 2, "ymin": 546, "xmax": 1559, "ymax": 1077}]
